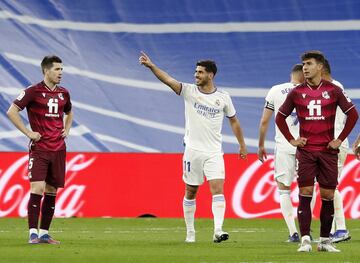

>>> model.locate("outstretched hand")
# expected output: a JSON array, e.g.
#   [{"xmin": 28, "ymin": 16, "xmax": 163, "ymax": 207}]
[{"xmin": 139, "ymin": 51, "xmax": 153, "ymax": 68}]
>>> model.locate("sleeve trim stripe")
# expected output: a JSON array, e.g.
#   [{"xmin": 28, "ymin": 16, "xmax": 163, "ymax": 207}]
[{"xmin": 344, "ymin": 105, "xmax": 355, "ymax": 114}]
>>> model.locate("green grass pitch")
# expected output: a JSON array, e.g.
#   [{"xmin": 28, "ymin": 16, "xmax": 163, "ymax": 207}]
[{"xmin": 0, "ymin": 218, "xmax": 358, "ymax": 262}]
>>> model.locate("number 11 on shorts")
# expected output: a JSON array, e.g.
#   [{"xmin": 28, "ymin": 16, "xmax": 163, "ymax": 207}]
[{"xmin": 184, "ymin": 161, "xmax": 191, "ymax": 172}]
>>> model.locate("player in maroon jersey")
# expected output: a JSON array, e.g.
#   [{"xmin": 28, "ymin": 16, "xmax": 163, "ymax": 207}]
[
  {"xmin": 7, "ymin": 55, "xmax": 73, "ymax": 245},
  {"xmin": 275, "ymin": 51, "xmax": 358, "ymax": 252}
]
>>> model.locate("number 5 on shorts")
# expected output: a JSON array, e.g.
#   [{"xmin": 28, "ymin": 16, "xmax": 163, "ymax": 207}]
[{"xmin": 29, "ymin": 158, "xmax": 34, "ymax": 170}]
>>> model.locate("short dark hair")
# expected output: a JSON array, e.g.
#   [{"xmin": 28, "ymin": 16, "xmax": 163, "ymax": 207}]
[
  {"xmin": 41, "ymin": 55, "xmax": 62, "ymax": 74},
  {"xmin": 301, "ymin": 50, "xmax": 325, "ymax": 65},
  {"xmin": 196, "ymin": 60, "xmax": 217, "ymax": 76},
  {"xmin": 323, "ymin": 58, "xmax": 331, "ymax": 74},
  {"xmin": 291, "ymin": 63, "xmax": 303, "ymax": 73}
]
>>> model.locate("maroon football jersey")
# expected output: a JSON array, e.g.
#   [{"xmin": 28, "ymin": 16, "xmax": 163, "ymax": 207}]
[
  {"xmin": 278, "ymin": 80, "xmax": 354, "ymax": 151},
  {"xmin": 13, "ymin": 81, "xmax": 72, "ymax": 151}
]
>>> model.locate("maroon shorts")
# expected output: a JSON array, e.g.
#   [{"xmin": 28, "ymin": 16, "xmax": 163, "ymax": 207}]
[
  {"xmin": 296, "ymin": 148, "xmax": 338, "ymax": 189},
  {"xmin": 28, "ymin": 148, "xmax": 66, "ymax": 188}
]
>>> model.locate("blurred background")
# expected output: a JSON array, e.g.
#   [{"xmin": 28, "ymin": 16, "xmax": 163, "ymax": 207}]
[{"xmin": 1, "ymin": 0, "xmax": 359, "ymax": 153}]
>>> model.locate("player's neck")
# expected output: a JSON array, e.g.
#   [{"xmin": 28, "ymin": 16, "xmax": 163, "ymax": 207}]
[
  {"xmin": 306, "ymin": 75, "xmax": 322, "ymax": 87},
  {"xmin": 43, "ymin": 79, "xmax": 57, "ymax": 91},
  {"xmin": 198, "ymin": 83, "xmax": 216, "ymax": 94}
]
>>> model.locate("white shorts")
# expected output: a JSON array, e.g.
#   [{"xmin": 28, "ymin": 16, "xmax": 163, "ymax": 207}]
[
  {"xmin": 274, "ymin": 150, "xmax": 296, "ymax": 187},
  {"xmin": 182, "ymin": 147, "xmax": 225, "ymax": 186},
  {"xmin": 338, "ymin": 145, "xmax": 348, "ymax": 178}
]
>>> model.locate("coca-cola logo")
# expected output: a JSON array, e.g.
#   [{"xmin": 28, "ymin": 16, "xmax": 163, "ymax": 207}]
[
  {"xmin": 232, "ymin": 155, "xmax": 360, "ymax": 219},
  {"xmin": 0, "ymin": 154, "xmax": 96, "ymax": 217}
]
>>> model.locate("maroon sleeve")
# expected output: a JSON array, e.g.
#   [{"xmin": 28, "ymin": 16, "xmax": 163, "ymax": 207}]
[
  {"xmin": 337, "ymin": 107, "xmax": 358, "ymax": 141},
  {"xmin": 275, "ymin": 112, "xmax": 295, "ymax": 142},
  {"xmin": 64, "ymin": 90, "xmax": 72, "ymax": 113},
  {"xmin": 275, "ymin": 90, "xmax": 296, "ymax": 142},
  {"xmin": 13, "ymin": 87, "xmax": 35, "ymax": 110},
  {"xmin": 278, "ymin": 89, "xmax": 295, "ymax": 117}
]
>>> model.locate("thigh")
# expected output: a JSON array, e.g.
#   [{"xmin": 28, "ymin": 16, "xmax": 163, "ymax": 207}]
[
  {"xmin": 29, "ymin": 150, "xmax": 49, "ymax": 183},
  {"xmin": 46, "ymin": 150, "xmax": 66, "ymax": 188},
  {"xmin": 296, "ymin": 149, "xmax": 317, "ymax": 188},
  {"xmin": 274, "ymin": 151, "xmax": 296, "ymax": 187},
  {"xmin": 337, "ymin": 145, "xmax": 348, "ymax": 178},
  {"xmin": 204, "ymin": 152, "xmax": 225, "ymax": 181},
  {"xmin": 182, "ymin": 148, "xmax": 205, "ymax": 186},
  {"xmin": 318, "ymin": 152, "xmax": 338, "ymax": 189}
]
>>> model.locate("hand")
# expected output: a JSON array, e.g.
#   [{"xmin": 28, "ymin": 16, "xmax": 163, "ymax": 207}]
[
  {"xmin": 327, "ymin": 139, "xmax": 342, "ymax": 150},
  {"xmin": 257, "ymin": 146, "xmax": 267, "ymax": 163},
  {"xmin": 289, "ymin": 137, "xmax": 307, "ymax": 147},
  {"xmin": 61, "ymin": 128, "xmax": 70, "ymax": 138},
  {"xmin": 139, "ymin": 51, "xmax": 154, "ymax": 68},
  {"xmin": 27, "ymin": 131, "xmax": 41, "ymax": 142},
  {"xmin": 239, "ymin": 146, "xmax": 248, "ymax": 160},
  {"xmin": 353, "ymin": 144, "xmax": 360, "ymax": 160}
]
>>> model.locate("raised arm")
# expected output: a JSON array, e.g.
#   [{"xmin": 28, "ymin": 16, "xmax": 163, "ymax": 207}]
[
  {"xmin": 258, "ymin": 108, "xmax": 273, "ymax": 162},
  {"xmin": 139, "ymin": 51, "xmax": 182, "ymax": 95},
  {"xmin": 228, "ymin": 116, "xmax": 247, "ymax": 159},
  {"xmin": 7, "ymin": 104, "xmax": 41, "ymax": 141}
]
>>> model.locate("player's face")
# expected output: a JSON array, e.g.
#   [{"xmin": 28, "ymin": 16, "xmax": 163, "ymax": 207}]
[
  {"xmin": 194, "ymin": 66, "xmax": 212, "ymax": 87},
  {"xmin": 302, "ymin": 58, "xmax": 322, "ymax": 80},
  {"xmin": 45, "ymin": 62, "xmax": 63, "ymax": 85}
]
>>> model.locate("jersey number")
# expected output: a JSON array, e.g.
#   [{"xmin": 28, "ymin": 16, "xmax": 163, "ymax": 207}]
[
  {"xmin": 184, "ymin": 161, "xmax": 191, "ymax": 172},
  {"xmin": 47, "ymin": 98, "xmax": 59, "ymax": 114}
]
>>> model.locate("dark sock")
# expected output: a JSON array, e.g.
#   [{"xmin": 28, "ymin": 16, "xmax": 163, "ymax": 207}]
[
  {"xmin": 320, "ymin": 199, "xmax": 334, "ymax": 238},
  {"xmin": 28, "ymin": 193, "xmax": 42, "ymax": 229},
  {"xmin": 40, "ymin": 193, "xmax": 56, "ymax": 230},
  {"xmin": 298, "ymin": 195, "xmax": 313, "ymax": 236}
]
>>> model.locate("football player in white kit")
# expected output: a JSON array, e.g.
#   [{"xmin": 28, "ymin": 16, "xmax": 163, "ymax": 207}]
[
  {"xmin": 321, "ymin": 59, "xmax": 351, "ymax": 243},
  {"xmin": 353, "ymin": 135, "xmax": 360, "ymax": 160},
  {"xmin": 258, "ymin": 64, "xmax": 304, "ymax": 242},
  {"xmin": 139, "ymin": 51, "xmax": 247, "ymax": 243}
]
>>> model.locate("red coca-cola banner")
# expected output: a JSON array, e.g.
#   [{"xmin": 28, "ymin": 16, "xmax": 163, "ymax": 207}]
[{"xmin": 1, "ymin": 152, "xmax": 359, "ymax": 218}]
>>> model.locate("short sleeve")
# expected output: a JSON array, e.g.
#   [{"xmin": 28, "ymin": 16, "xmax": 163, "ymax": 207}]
[
  {"xmin": 180, "ymin": 83, "xmax": 195, "ymax": 99},
  {"xmin": 13, "ymin": 87, "xmax": 35, "ymax": 110},
  {"xmin": 264, "ymin": 87, "xmax": 275, "ymax": 111},
  {"xmin": 278, "ymin": 89, "xmax": 295, "ymax": 117},
  {"xmin": 224, "ymin": 94, "xmax": 236, "ymax": 118}
]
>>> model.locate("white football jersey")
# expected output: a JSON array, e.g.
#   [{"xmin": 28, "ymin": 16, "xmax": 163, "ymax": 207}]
[
  {"xmin": 180, "ymin": 83, "xmax": 236, "ymax": 152},
  {"xmin": 332, "ymin": 79, "xmax": 349, "ymax": 148},
  {"xmin": 265, "ymin": 82, "xmax": 299, "ymax": 153}
]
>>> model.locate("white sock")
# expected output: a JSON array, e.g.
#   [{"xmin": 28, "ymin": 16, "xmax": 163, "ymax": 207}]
[
  {"xmin": 183, "ymin": 198, "xmax": 196, "ymax": 233},
  {"xmin": 279, "ymin": 190, "xmax": 297, "ymax": 235},
  {"xmin": 39, "ymin": 229, "xmax": 48, "ymax": 237},
  {"xmin": 333, "ymin": 189, "xmax": 346, "ymax": 231},
  {"xmin": 29, "ymin": 228, "xmax": 38, "ymax": 237},
  {"xmin": 212, "ymin": 194, "xmax": 226, "ymax": 232},
  {"xmin": 310, "ymin": 186, "xmax": 316, "ymax": 216}
]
